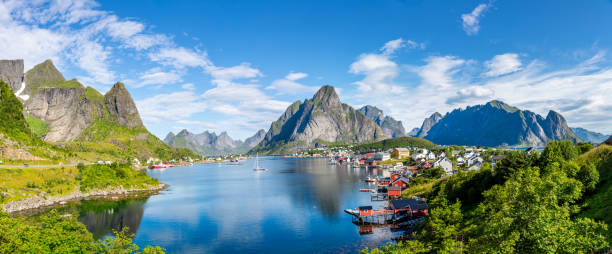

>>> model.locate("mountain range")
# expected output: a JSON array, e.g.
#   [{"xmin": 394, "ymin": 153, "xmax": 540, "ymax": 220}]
[
  {"xmin": 358, "ymin": 105, "xmax": 406, "ymax": 138},
  {"xmin": 420, "ymin": 100, "xmax": 581, "ymax": 147},
  {"xmin": 0, "ymin": 59, "xmax": 195, "ymax": 161},
  {"xmin": 570, "ymin": 127, "xmax": 610, "ymax": 144},
  {"xmin": 250, "ymin": 86, "xmax": 387, "ymax": 154},
  {"xmin": 164, "ymin": 129, "xmax": 265, "ymax": 156}
]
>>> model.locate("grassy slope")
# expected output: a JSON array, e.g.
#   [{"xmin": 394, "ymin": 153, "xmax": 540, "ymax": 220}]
[
  {"xmin": 575, "ymin": 145, "xmax": 612, "ymax": 242},
  {"xmin": 65, "ymin": 119, "xmax": 196, "ymax": 161},
  {"xmin": 0, "ymin": 163, "xmax": 160, "ymax": 205},
  {"xmin": 24, "ymin": 113, "xmax": 50, "ymax": 139}
]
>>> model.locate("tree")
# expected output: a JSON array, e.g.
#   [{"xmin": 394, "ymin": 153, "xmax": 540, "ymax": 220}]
[
  {"xmin": 539, "ymin": 140, "xmax": 579, "ymax": 168},
  {"xmin": 469, "ymin": 166, "xmax": 607, "ymax": 253},
  {"xmin": 576, "ymin": 142, "xmax": 594, "ymax": 155},
  {"xmin": 419, "ymin": 195, "xmax": 464, "ymax": 253},
  {"xmin": 493, "ymin": 151, "xmax": 532, "ymax": 181},
  {"xmin": 423, "ymin": 167, "xmax": 445, "ymax": 179},
  {"xmin": 577, "ymin": 162, "xmax": 599, "ymax": 192}
]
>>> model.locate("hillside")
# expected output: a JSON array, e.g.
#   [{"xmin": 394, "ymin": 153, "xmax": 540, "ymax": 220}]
[
  {"xmin": 353, "ymin": 136, "xmax": 436, "ymax": 152},
  {"xmin": 0, "ymin": 59, "xmax": 195, "ymax": 162},
  {"xmin": 251, "ymin": 86, "xmax": 387, "ymax": 154},
  {"xmin": 424, "ymin": 100, "xmax": 581, "ymax": 147}
]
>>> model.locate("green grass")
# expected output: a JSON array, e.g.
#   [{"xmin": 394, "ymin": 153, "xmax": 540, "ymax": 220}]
[
  {"xmin": 0, "ymin": 163, "xmax": 161, "ymax": 205},
  {"xmin": 24, "ymin": 113, "xmax": 50, "ymax": 139},
  {"xmin": 84, "ymin": 86, "xmax": 105, "ymax": 106},
  {"xmin": 575, "ymin": 145, "xmax": 612, "ymax": 242},
  {"xmin": 0, "ymin": 166, "xmax": 78, "ymax": 204}
]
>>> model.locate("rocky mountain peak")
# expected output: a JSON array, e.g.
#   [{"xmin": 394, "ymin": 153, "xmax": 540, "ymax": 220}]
[
  {"xmin": 0, "ymin": 59, "xmax": 24, "ymax": 91},
  {"xmin": 312, "ymin": 85, "xmax": 340, "ymax": 107},
  {"xmin": 104, "ymin": 82, "xmax": 143, "ymax": 128},
  {"xmin": 359, "ymin": 105, "xmax": 405, "ymax": 138},
  {"xmin": 605, "ymin": 136, "xmax": 612, "ymax": 146},
  {"xmin": 485, "ymin": 100, "xmax": 520, "ymax": 113},
  {"xmin": 244, "ymin": 129, "xmax": 266, "ymax": 147},
  {"xmin": 164, "ymin": 132, "xmax": 176, "ymax": 144},
  {"xmin": 416, "ymin": 112, "xmax": 443, "ymax": 138}
]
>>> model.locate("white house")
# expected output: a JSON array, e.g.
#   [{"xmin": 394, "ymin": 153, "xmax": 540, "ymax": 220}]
[
  {"xmin": 457, "ymin": 156, "xmax": 465, "ymax": 165},
  {"xmin": 434, "ymin": 157, "xmax": 453, "ymax": 175},
  {"xmin": 373, "ymin": 152, "xmax": 391, "ymax": 161},
  {"xmin": 426, "ymin": 152, "xmax": 437, "ymax": 160}
]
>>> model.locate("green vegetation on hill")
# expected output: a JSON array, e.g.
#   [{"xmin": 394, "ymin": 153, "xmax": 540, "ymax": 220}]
[
  {"xmin": 85, "ymin": 86, "xmax": 105, "ymax": 106},
  {"xmin": 354, "ymin": 136, "xmax": 436, "ymax": 152},
  {"xmin": 0, "ymin": 81, "xmax": 37, "ymax": 145},
  {"xmin": 365, "ymin": 141, "xmax": 611, "ymax": 253},
  {"xmin": 24, "ymin": 113, "xmax": 49, "ymax": 139},
  {"xmin": 0, "ymin": 211, "xmax": 165, "ymax": 253},
  {"xmin": 0, "ymin": 163, "xmax": 160, "ymax": 205},
  {"xmin": 64, "ymin": 119, "xmax": 197, "ymax": 161}
]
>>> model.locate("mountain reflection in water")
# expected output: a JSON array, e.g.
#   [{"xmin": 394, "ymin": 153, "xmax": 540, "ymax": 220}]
[{"xmin": 49, "ymin": 158, "xmax": 397, "ymax": 253}]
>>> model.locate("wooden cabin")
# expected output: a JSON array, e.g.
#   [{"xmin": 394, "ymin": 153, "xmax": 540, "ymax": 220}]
[
  {"xmin": 389, "ymin": 199, "xmax": 429, "ymax": 217},
  {"xmin": 391, "ymin": 177, "xmax": 410, "ymax": 189},
  {"xmin": 388, "ymin": 186, "xmax": 402, "ymax": 199},
  {"xmin": 359, "ymin": 205, "xmax": 373, "ymax": 216}
]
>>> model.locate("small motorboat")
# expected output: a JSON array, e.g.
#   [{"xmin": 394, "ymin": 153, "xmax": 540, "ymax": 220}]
[
  {"xmin": 151, "ymin": 164, "xmax": 168, "ymax": 169},
  {"xmin": 359, "ymin": 189, "xmax": 371, "ymax": 192},
  {"xmin": 364, "ymin": 176, "xmax": 377, "ymax": 183}
]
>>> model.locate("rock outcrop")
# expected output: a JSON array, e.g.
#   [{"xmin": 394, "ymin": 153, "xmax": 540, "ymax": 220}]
[
  {"xmin": 570, "ymin": 127, "xmax": 610, "ymax": 143},
  {"xmin": 359, "ymin": 105, "xmax": 406, "ymax": 138},
  {"xmin": 416, "ymin": 112, "xmax": 442, "ymax": 138},
  {"xmin": 604, "ymin": 136, "xmax": 612, "ymax": 146},
  {"xmin": 244, "ymin": 129, "xmax": 266, "ymax": 147},
  {"xmin": 424, "ymin": 100, "xmax": 581, "ymax": 147},
  {"xmin": 104, "ymin": 82, "xmax": 143, "ymax": 128},
  {"xmin": 0, "ymin": 59, "xmax": 24, "ymax": 91},
  {"xmin": 251, "ymin": 85, "xmax": 387, "ymax": 154}
]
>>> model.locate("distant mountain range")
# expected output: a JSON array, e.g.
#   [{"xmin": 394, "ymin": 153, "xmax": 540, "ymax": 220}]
[
  {"xmin": 419, "ymin": 100, "xmax": 581, "ymax": 147},
  {"xmin": 358, "ymin": 105, "xmax": 406, "ymax": 138},
  {"xmin": 0, "ymin": 58, "xmax": 194, "ymax": 161},
  {"xmin": 250, "ymin": 86, "xmax": 387, "ymax": 154},
  {"xmin": 570, "ymin": 127, "xmax": 610, "ymax": 144},
  {"xmin": 164, "ymin": 129, "xmax": 265, "ymax": 156}
]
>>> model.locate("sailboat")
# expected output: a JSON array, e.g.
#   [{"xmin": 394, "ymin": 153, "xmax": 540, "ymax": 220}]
[{"xmin": 253, "ymin": 153, "xmax": 266, "ymax": 171}]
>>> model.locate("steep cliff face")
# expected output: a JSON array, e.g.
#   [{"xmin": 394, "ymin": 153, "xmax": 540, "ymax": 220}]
[
  {"xmin": 359, "ymin": 105, "xmax": 406, "ymax": 138},
  {"xmin": 165, "ymin": 129, "xmax": 265, "ymax": 155},
  {"xmin": 424, "ymin": 100, "xmax": 581, "ymax": 147},
  {"xmin": 252, "ymin": 86, "xmax": 387, "ymax": 154},
  {"xmin": 104, "ymin": 82, "xmax": 143, "ymax": 128},
  {"xmin": 25, "ymin": 85, "xmax": 105, "ymax": 142},
  {"xmin": 0, "ymin": 60, "xmax": 24, "ymax": 92},
  {"xmin": 244, "ymin": 129, "xmax": 266, "ymax": 147},
  {"xmin": 416, "ymin": 112, "xmax": 442, "ymax": 138}
]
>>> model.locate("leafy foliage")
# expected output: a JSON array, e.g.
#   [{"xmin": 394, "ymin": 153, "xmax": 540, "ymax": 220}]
[
  {"xmin": 354, "ymin": 137, "xmax": 436, "ymax": 152},
  {"xmin": 24, "ymin": 113, "xmax": 50, "ymax": 139},
  {"xmin": 0, "ymin": 211, "xmax": 164, "ymax": 253},
  {"xmin": 0, "ymin": 81, "xmax": 37, "ymax": 144},
  {"xmin": 77, "ymin": 163, "xmax": 159, "ymax": 192}
]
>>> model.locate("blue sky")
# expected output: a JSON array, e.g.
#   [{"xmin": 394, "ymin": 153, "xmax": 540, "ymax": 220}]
[{"xmin": 1, "ymin": 0, "xmax": 612, "ymax": 139}]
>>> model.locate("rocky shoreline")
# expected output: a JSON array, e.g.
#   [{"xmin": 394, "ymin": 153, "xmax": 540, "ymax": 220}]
[{"xmin": 2, "ymin": 183, "xmax": 167, "ymax": 214}]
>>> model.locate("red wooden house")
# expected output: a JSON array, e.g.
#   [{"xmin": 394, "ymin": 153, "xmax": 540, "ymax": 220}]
[
  {"xmin": 358, "ymin": 206, "xmax": 373, "ymax": 216},
  {"xmin": 391, "ymin": 177, "xmax": 410, "ymax": 189},
  {"xmin": 389, "ymin": 199, "xmax": 429, "ymax": 217},
  {"xmin": 388, "ymin": 186, "xmax": 402, "ymax": 199},
  {"xmin": 390, "ymin": 173, "xmax": 402, "ymax": 182}
]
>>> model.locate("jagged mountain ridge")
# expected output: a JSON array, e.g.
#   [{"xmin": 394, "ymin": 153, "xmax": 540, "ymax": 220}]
[
  {"xmin": 424, "ymin": 100, "xmax": 581, "ymax": 147},
  {"xmin": 415, "ymin": 112, "xmax": 443, "ymax": 138},
  {"xmin": 251, "ymin": 85, "xmax": 387, "ymax": 154},
  {"xmin": 165, "ymin": 129, "xmax": 266, "ymax": 155},
  {"xmin": 571, "ymin": 127, "xmax": 610, "ymax": 144},
  {"xmin": 358, "ymin": 105, "xmax": 406, "ymax": 138}
]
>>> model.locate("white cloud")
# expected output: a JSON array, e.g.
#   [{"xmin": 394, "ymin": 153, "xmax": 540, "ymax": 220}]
[
  {"xmin": 485, "ymin": 53, "xmax": 522, "ymax": 77},
  {"xmin": 446, "ymin": 86, "xmax": 494, "ymax": 104},
  {"xmin": 380, "ymin": 38, "xmax": 424, "ymax": 55},
  {"xmin": 461, "ymin": 3, "xmax": 491, "ymax": 35},
  {"xmin": 285, "ymin": 72, "xmax": 308, "ymax": 81},
  {"xmin": 136, "ymin": 91, "xmax": 207, "ymax": 124},
  {"xmin": 181, "ymin": 83, "xmax": 195, "ymax": 90},
  {"xmin": 209, "ymin": 63, "xmax": 262, "ymax": 81},
  {"xmin": 418, "ymin": 56, "xmax": 465, "ymax": 88},
  {"xmin": 136, "ymin": 68, "xmax": 182, "ymax": 87},
  {"xmin": 349, "ymin": 53, "xmax": 403, "ymax": 94},
  {"xmin": 149, "ymin": 47, "xmax": 212, "ymax": 69},
  {"xmin": 266, "ymin": 71, "xmax": 317, "ymax": 95}
]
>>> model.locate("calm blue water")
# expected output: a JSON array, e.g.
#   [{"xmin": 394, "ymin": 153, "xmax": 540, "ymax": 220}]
[{"xmin": 69, "ymin": 158, "xmax": 400, "ymax": 253}]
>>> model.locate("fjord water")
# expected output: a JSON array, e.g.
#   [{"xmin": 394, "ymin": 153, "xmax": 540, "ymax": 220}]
[{"xmin": 71, "ymin": 158, "xmax": 397, "ymax": 253}]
